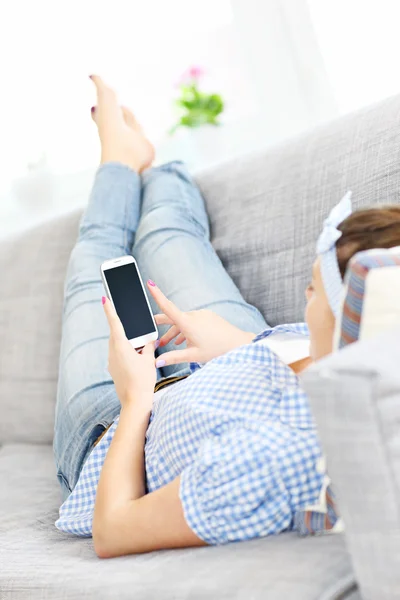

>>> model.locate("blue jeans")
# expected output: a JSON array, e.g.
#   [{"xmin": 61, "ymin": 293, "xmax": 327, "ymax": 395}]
[{"xmin": 54, "ymin": 161, "xmax": 268, "ymax": 500}]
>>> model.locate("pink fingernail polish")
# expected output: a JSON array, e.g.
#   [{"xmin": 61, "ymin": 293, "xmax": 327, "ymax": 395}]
[
  {"xmin": 148, "ymin": 279, "xmax": 156, "ymax": 287},
  {"xmin": 91, "ymin": 106, "xmax": 95, "ymax": 113},
  {"xmin": 154, "ymin": 340, "xmax": 160, "ymax": 349},
  {"xmin": 156, "ymin": 359, "xmax": 166, "ymax": 368},
  {"xmin": 102, "ymin": 296, "xmax": 106, "ymax": 305}
]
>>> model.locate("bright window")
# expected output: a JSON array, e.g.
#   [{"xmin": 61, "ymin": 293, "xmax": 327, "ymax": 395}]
[{"xmin": 0, "ymin": 0, "xmax": 257, "ymax": 184}]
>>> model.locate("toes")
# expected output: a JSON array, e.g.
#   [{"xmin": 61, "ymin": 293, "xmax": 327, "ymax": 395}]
[
  {"xmin": 121, "ymin": 106, "xmax": 140, "ymax": 130},
  {"xmin": 90, "ymin": 105, "xmax": 98, "ymax": 124},
  {"xmin": 90, "ymin": 74, "xmax": 117, "ymax": 106},
  {"xmin": 89, "ymin": 74, "xmax": 123, "ymax": 128},
  {"xmin": 90, "ymin": 75, "xmax": 107, "ymax": 94}
]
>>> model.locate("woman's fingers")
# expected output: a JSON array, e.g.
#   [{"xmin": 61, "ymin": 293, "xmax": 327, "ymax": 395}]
[
  {"xmin": 154, "ymin": 313, "xmax": 173, "ymax": 326},
  {"xmin": 141, "ymin": 341, "xmax": 156, "ymax": 356},
  {"xmin": 156, "ymin": 348, "xmax": 194, "ymax": 367},
  {"xmin": 159, "ymin": 325, "xmax": 180, "ymax": 347},
  {"xmin": 102, "ymin": 297, "xmax": 126, "ymax": 340},
  {"xmin": 147, "ymin": 281, "xmax": 185, "ymax": 327},
  {"xmin": 174, "ymin": 333, "xmax": 186, "ymax": 345}
]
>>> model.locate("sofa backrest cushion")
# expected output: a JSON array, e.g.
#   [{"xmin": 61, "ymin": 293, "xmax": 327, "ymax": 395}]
[
  {"xmin": 195, "ymin": 94, "xmax": 400, "ymax": 328},
  {"xmin": 2, "ymin": 93, "xmax": 400, "ymax": 443},
  {"xmin": 0, "ymin": 212, "xmax": 81, "ymax": 444}
]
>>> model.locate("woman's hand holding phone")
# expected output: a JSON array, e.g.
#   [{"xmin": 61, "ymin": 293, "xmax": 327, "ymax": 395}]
[
  {"xmin": 102, "ymin": 296, "xmax": 156, "ymax": 411},
  {"xmin": 147, "ymin": 281, "xmax": 255, "ymax": 368}
]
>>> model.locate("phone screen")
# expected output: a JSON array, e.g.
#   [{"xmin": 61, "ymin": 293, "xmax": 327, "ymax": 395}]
[{"xmin": 103, "ymin": 262, "xmax": 155, "ymax": 340}]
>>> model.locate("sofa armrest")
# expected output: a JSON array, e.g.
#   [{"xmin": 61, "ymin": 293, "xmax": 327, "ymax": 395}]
[{"xmin": 302, "ymin": 330, "xmax": 400, "ymax": 600}]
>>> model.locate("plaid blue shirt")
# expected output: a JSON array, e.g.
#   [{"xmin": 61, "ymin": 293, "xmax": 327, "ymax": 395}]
[{"xmin": 55, "ymin": 324, "xmax": 329, "ymax": 543}]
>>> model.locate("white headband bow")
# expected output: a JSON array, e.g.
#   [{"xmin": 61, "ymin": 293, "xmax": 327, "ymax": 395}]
[{"xmin": 316, "ymin": 191, "xmax": 353, "ymax": 317}]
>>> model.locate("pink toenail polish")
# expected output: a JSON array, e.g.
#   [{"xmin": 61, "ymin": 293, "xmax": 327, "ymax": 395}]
[
  {"xmin": 102, "ymin": 296, "xmax": 106, "ymax": 305},
  {"xmin": 148, "ymin": 279, "xmax": 156, "ymax": 287},
  {"xmin": 91, "ymin": 106, "xmax": 95, "ymax": 113}
]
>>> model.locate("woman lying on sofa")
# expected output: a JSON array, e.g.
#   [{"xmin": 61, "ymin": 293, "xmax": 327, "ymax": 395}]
[{"xmin": 54, "ymin": 76, "xmax": 400, "ymax": 557}]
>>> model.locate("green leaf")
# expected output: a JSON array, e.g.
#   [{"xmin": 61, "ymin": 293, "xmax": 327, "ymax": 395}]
[
  {"xmin": 205, "ymin": 94, "xmax": 224, "ymax": 115},
  {"xmin": 171, "ymin": 85, "xmax": 225, "ymax": 133}
]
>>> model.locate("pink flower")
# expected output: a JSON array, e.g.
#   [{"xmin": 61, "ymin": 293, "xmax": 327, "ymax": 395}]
[
  {"xmin": 177, "ymin": 65, "xmax": 205, "ymax": 86},
  {"xmin": 188, "ymin": 65, "xmax": 204, "ymax": 79}
]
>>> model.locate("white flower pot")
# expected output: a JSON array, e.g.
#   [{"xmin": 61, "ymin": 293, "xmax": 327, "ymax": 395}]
[{"xmin": 157, "ymin": 124, "xmax": 226, "ymax": 171}]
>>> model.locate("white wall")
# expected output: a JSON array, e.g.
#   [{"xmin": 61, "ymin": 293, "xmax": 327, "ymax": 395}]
[
  {"xmin": 0, "ymin": 0, "xmax": 341, "ymax": 237},
  {"xmin": 308, "ymin": 0, "xmax": 400, "ymax": 113},
  {"xmin": 0, "ymin": 0, "xmax": 337, "ymax": 187},
  {"xmin": 0, "ymin": 0, "xmax": 240, "ymax": 182}
]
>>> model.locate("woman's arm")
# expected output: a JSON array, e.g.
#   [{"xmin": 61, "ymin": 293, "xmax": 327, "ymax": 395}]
[
  {"xmin": 93, "ymin": 400, "xmax": 205, "ymax": 558},
  {"xmin": 93, "ymin": 297, "xmax": 205, "ymax": 558}
]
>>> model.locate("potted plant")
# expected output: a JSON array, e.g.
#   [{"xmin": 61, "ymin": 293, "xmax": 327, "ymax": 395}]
[{"xmin": 170, "ymin": 66, "xmax": 224, "ymax": 135}]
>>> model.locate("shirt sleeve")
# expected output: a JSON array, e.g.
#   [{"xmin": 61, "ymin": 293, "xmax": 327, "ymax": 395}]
[{"xmin": 179, "ymin": 426, "xmax": 293, "ymax": 545}]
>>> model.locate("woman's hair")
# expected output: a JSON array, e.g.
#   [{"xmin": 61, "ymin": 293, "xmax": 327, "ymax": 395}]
[{"xmin": 336, "ymin": 205, "xmax": 400, "ymax": 278}]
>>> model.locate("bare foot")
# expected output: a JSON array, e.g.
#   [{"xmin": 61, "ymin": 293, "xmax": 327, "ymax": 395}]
[{"xmin": 90, "ymin": 75, "xmax": 155, "ymax": 173}]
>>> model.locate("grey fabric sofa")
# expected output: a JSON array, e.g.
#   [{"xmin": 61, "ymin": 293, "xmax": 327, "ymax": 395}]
[{"xmin": 2, "ymin": 92, "xmax": 400, "ymax": 599}]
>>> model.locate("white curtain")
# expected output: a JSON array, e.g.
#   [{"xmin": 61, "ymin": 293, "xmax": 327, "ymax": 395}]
[{"xmin": 230, "ymin": 0, "xmax": 338, "ymax": 145}]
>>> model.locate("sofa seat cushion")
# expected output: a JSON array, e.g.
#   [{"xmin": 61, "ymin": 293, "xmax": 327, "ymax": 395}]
[{"xmin": 0, "ymin": 443, "xmax": 358, "ymax": 600}]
